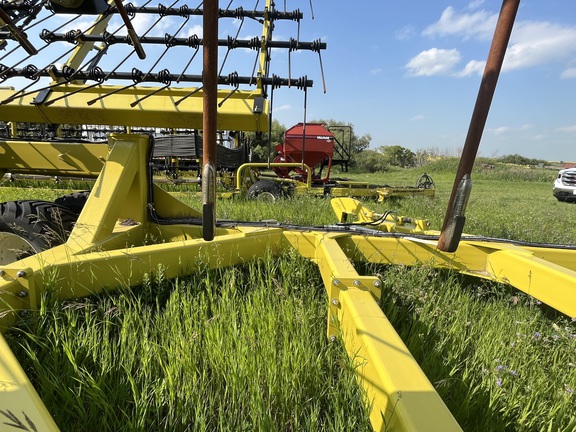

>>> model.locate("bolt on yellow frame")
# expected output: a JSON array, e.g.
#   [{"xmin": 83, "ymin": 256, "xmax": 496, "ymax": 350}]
[{"xmin": 2, "ymin": 135, "xmax": 576, "ymax": 431}]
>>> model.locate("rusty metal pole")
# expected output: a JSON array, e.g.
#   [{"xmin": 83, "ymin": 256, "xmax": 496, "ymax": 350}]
[
  {"xmin": 437, "ymin": 0, "xmax": 520, "ymax": 252},
  {"xmin": 202, "ymin": 0, "xmax": 218, "ymax": 241}
]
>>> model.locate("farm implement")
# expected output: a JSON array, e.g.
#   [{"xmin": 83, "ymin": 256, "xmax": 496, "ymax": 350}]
[
  {"xmin": 237, "ymin": 122, "xmax": 436, "ymax": 202},
  {"xmin": 0, "ymin": 0, "xmax": 574, "ymax": 431}
]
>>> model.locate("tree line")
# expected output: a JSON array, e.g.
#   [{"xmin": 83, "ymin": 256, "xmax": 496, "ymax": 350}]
[{"xmin": 249, "ymin": 120, "xmax": 549, "ymax": 172}]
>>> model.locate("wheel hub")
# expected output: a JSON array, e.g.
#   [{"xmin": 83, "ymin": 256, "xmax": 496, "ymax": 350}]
[{"xmin": 0, "ymin": 232, "xmax": 37, "ymax": 265}]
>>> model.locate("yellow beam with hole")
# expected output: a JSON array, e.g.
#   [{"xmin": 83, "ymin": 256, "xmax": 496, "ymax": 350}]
[
  {"xmin": 0, "ymin": 86, "xmax": 268, "ymax": 131},
  {"xmin": 308, "ymin": 232, "xmax": 461, "ymax": 431}
]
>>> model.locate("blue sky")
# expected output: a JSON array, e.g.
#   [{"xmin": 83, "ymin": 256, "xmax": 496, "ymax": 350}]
[
  {"xmin": 272, "ymin": 0, "xmax": 576, "ymax": 162},
  {"xmin": 4, "ymin": 0, "xmax": 576, "ymax": 161}
]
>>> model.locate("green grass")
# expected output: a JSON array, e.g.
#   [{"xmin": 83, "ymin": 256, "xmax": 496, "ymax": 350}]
[
  {"xmin": 2, "ymin": 161, "xmax": 576, "ymax": 430},
  {"xmin": 376, "ymin": 265, "xmax": 576, "ymax": 432},
  {"xmin": 7, "ymin": 253, "xmax": 372, "ymax": 431}
]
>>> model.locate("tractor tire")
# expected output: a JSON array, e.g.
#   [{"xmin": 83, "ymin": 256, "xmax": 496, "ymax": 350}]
[
  {"xmin": 0, "ymin": 200, "xmax": 78, "ymax": 264},
  {"xmin": 54, "ymin": 190, "xmax": 91, "ymax": 214},
  {"xmin": 246, "ymin": 180, "xmax": 284, "ymax": 202}
]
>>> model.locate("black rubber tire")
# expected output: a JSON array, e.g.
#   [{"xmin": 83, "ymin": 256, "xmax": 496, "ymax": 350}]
[
  {"xmin": 54, "ymin": 190, "xmax": 90, "ymax": 214},
  {"xmin": 0, "ymin": 200, "xmax": 78, "ymax": 253},
  {"xmin": 246, "ymin": 180, "xmax": 284, "ymax": 201}
]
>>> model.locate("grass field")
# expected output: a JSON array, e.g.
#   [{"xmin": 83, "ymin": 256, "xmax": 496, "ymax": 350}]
[{"xmin": 1, "ymin": 160, "xmax": 576, "ymax": 431}]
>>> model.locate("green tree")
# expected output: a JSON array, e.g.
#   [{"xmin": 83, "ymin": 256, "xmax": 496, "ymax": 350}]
[
  {"xmin": 353, "ymin": 149, "xmax": 388, "ymax": 173},
  {"xmin": 499, "ymin": 154, "xmax": 547, "ymax": 166},
  {"xmin": 246, "ymin": 119, "xmax": 287, "ymax": 162},
  {"xmin": 378, "ymin": 145, "xmax": 416, "ymax": 167},
  {"xmin": 310, "ymin": 119, "xmax": 371, "ymax": 163}
]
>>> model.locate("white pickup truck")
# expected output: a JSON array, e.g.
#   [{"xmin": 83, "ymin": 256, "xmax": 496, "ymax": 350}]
[{"xmin": 553, "ymin": 168, "xmax": 576, "ymax": 202}]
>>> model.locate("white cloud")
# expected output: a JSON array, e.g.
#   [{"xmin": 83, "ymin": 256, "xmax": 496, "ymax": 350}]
[
  {"xmin": 456, "ymin": 60, "xmax": 485, "ymax": 77},
  {"xmin": 530, "ymin": 134, "xmax": 546, "ymax": 141},
  {"xmin": 467, "ymin": 0, "xmax": 485, "ymax": 11},
  {"xmin": 370, "ymin": 68, "xmax": 383, "ymax": 75},
  {"xmin": 422, "ymin": 6, "xmax": 497, "ymax": 41},
  {"xmin": 405, "ymin": 48, "xmax": 461, "ymax": 77},
  {"xmin": 503, "ymin": 21, "xmax": 576, "ymax": 72},
  {"xmin": 411, "ymin": 115, "xmax": 425, "ymax": 121},
  {"xmin": 417, "ymin": 7, "xmax": 576, "ymax": 78},
  {"xmin": 491, "ymin": 126, "xmax": 510, "ymax": 135},
  {"xmin": 561, "ymin": 68, "xmax": 576, "ymax": 78},
  {"xmin": 274, "ymin": 104, "xmax": 291, "ymax": 112},
  {"xmin": 396, "ymin": 25, "xmax": 415, "ymax": 41},
  {"xmin": 557, "ymin": 125, "xmax": 576, "ymax": 133},
  {"xmin": 185, "ymin": 24, "xmax": 203, "ymax": 38}
]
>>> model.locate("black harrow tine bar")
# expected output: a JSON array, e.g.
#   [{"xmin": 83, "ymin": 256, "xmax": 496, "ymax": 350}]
[
  {"xmin": 83, "ymin": 0, "xmax": 180, "ymax": 105},
  {"xmin": 0, "ymin": 3, "xmax": 302, "ymax": 19},
  {"xmin": 109, "ymin": 5, "xmax": 302, "ymax": 20},
  {"xmin": 20, "ymin": 67, "xmax": 314, "ymax": 88},
  {"xmin": 0, "ymin": 12, "xmax": 84, "ymax": 79},
  {"xmin": 45, "ymin": 33, "xmax": 326, "ymax": 53},
  {"xmin": 0, "ymin": 0, "xmax": 153, "ymax": 104}
]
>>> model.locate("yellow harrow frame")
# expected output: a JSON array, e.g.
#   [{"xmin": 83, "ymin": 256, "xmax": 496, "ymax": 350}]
[
  {"xmin": 2, "ymin": 135, "xmax": 576, "ymax": 431},
  {"xmin": 0, "ymin": 0, "xmax": 573, "ymax": 430}
]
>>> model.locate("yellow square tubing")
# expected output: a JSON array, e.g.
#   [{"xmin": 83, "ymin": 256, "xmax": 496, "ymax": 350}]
[
  {"xmin": 0, "ymin": 86, "xmax": 269, "ymax": 132},
  {"xmin": 283, "ymin": 231, "xmax": 462, "ymax": 431},
  {"xmin": 340, "ymin": 235, "xmax": 576, "ymax": 318}
]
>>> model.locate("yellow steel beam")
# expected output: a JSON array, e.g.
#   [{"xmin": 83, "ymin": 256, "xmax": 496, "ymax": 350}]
[
  {"xmin": 66, "ymin": 134, "xmax": 148, "ymax": 251},
  {"xmin": 0, "ymin": 140, "xmax": 108, "ymax": 177},
  {"xmin": 285, "ymin": 231, "xmax": 461, "ymax": 431},
  {"xmin": 235, "ymin": 162, "xmax": 313, "ymax": 191},
  {"xmin": 0, "ymin": 86, "xmax": 268, "ymax": 131},
  {"xmin": 341, "ymin": 235, "xmax": 576, "ymax": 318},
  {"xmin": 0, "ymin": 333, "xmax": 59, "ymax": 431},
  {"xmin": 472, "ymin": 241, "xmax": 576, "ymax": 318},
  {"xmin": 0, "ymin": 227, "xmax": 285, "ymax": 307}
]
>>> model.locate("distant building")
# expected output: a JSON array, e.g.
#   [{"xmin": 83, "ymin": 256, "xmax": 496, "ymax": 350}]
[{"xmin": 563, "ymin": 162, "xmax": 576, "ymax": 169}]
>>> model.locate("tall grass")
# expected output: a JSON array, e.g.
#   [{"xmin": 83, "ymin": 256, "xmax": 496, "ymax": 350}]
[
  {"xmin": 6, "ymin": 252, "xmax": 371, "ymax": 431},
  {"xmin": 2, "ymin": 161, "xmax": 576, "ymax": 430},
  {"xmin": 376, "ymin": 265, "xmax": 576, "ymax": 432}
]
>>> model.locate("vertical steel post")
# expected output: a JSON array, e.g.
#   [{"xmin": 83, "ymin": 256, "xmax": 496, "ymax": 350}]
[
  {"xmin": 437, "ymin": 0, "xmax": 520, "ymax": 252},
  {"xmin": 202, "ymin": 0, "xmax": 218, "ymax": 241}
]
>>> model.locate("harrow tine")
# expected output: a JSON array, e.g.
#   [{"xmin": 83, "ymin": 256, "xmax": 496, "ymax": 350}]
[
  {"xmin": 0, "ymin": 6, "xmax": 37, "ymax": 55},
  {"xmin": 130, "ymin": 69, "xmax": 171, "ymax": 107},
  {"xmin": 173, "ymin": 85, "xmax": 203, "ymax": 106},
  {"xmin": 176, "ymin": 44, "xmax": 201, "ymax": 83},
  {"xmin": 0, "ymin": 12, "xmax": 85, "ymax": 82},
  {"xmin": 218, "ymin": 15, "xmax": 244, "ymax": 76},
  {"xmin": 85, "ymin": 0, "xmax": 180, "ymax": 105}
]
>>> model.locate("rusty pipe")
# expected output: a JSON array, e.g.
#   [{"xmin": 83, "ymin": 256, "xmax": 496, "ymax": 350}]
[
  {"xmin": 202, "ymin": 0, "xmax": 219, "ymax": 241},
  {"xmin": 437, "ymin": 0, "xmax": 520, "ymax": 252}
]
